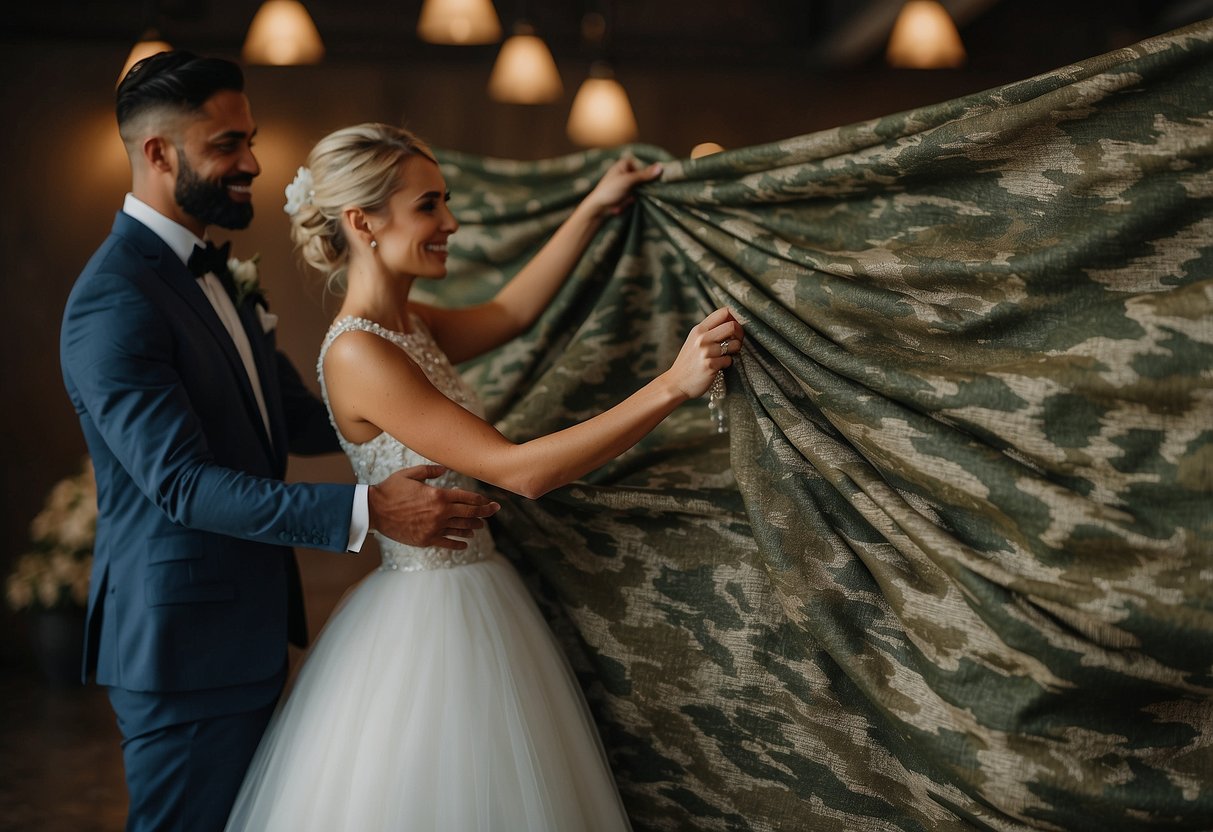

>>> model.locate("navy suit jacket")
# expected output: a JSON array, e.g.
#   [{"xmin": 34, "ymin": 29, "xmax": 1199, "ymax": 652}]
[{"xmin": 60, "ymin": 211, "xmax": 353, "ymax": 695}]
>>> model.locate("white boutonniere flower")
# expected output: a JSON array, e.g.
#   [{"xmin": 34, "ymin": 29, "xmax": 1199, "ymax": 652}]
[
  {"xmin": 226, "ymin": 254, "xmax": 277, "ymax": 332},
  {"xmin": 227, "ymin": 254, "xmax": 264, "ymax": 306}
]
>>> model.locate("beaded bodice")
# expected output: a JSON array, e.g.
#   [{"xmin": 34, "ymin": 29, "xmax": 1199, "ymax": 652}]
[{"xmin": 318, "ymin": 314, "xmax": 494, "ymax": 572}]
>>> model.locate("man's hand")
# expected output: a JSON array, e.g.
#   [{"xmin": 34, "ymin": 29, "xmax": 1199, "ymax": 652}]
[{"xmin": 368, "ymin": 465, "xmax": 500, "ymax": 549}]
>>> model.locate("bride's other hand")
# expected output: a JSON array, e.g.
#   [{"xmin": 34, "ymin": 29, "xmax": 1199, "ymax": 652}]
[
  {"xmin": 582, "ymin": 156, "xmax": 663, "ymax": 217},
  {"xmin": 663, "ymin": 307, "xmax": 744, "ymax": 400}
]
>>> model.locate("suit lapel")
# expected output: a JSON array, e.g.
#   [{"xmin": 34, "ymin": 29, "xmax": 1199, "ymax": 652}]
[
  {"xmin": 113, "ymin": 214, "xmax": 277, "ymax": 465},
  {"xmin": 235, "ymin": 301, "xmax": 289, "ymax": 470}
]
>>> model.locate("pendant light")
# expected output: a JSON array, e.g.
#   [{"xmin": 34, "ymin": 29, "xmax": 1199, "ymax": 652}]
[
  {"xmin": 488, "ymin": 22, "xmax": 563, "ymax": 104},
  {"xmin": 886, "ymin": 0, "xmax": 966, "ymax": 69},
  {"xmin": 566, "ymin": 61, "xmax": 638, "ymax": 148},
  {"xmin": 119, "ymin": 30, "xmax": 173, "ymax": 85},
  {"xmin": 417, "ymin": 0, "xmax": 503, "ymax": 45},
  {"xmin": 242, "ymin": 0, "xmax": 325, "ymax": 65}
]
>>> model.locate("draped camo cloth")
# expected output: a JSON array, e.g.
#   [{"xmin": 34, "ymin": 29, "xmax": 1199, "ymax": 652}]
[{"xmin": 419, "ymin": 19, "xmax": 1213, "ymax": 831}]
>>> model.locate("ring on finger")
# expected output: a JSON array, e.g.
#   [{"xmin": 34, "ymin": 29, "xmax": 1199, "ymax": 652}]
[{"xmin": 719, "ymin": 339, "xmax": 730, "ymax": 356}]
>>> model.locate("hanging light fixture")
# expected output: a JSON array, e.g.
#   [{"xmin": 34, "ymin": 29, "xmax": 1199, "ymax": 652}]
[
  {"xmin": 690, "ymin": 142, "xmax": 724, "ymax": 159},
  {"xmin": 242, "ymin": 0, "xmax": 325, "ymax": 65},
  {"xmin": 886, "ymin": 0, "xmax": 966, "ymax": 68},
  {"xmin": 118, "ymin": 29, "xmax": 172, "ymax": 85},
  {"xmin": 488, "ymin": 22, "xmax": 563, "ymax": 104},
  {"xmin": 566, "ymin": 61, "xmax": 638, "ymax": 148},
  {"xmin": 417, "ymin": 0, "xmax": 503, "ymax": 45}
]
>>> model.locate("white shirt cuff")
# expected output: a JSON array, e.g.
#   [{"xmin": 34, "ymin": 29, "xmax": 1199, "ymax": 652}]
[{"xmin": 347, "ymin": 484, "xmax": 370, "ymax": 552}]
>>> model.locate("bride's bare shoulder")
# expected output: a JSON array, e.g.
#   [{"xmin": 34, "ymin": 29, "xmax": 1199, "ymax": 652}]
[{"xmin": 324, "ymin": 326, "xmax": 413, "ymax": 376}]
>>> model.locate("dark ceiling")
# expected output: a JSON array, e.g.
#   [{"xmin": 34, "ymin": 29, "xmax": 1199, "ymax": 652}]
[{"xmin": 4, "ymin": 0, "xmax": 1212, "ymax": 74}]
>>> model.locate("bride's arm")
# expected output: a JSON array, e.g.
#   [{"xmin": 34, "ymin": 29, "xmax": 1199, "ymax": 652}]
[
  {"xmin": 418, "ymin": 157, "xmax": 663, "ymax": 365},
  {"xmin": 324, "ymin": 308, "xmax": 740, "ymax": 500}
]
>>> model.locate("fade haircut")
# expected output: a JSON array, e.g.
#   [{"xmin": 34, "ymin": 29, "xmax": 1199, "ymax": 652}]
[{"xmin": 115, "ymin": 51, "xmax": 245, "ymax": 148}]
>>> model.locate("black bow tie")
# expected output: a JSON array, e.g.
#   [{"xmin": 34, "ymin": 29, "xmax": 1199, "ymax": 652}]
[
  {"xmin": 188, "ymin": 241, "xmax": 237, "ymax": 299},
  {"xmin": 188, "ymin": 240, "xmax": 231, "ymax": 277}
]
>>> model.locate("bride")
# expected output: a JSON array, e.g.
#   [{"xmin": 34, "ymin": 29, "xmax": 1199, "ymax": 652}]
[{"xmin": 225, "ymin": 123, "xmax": 743, "ymax": 831}]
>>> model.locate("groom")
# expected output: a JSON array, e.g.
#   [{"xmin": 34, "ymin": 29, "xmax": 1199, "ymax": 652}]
[{"xmin": 59, "ymin": 51, "xmax": 498, "ymax": 831}]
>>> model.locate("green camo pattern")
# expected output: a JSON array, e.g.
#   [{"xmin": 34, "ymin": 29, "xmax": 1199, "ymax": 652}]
[{"xmin": 417, "ymin": 19, "xmax": 1213, "ymax": 831}]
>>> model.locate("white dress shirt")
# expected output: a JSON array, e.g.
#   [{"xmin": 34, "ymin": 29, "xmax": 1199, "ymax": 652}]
[{"xmin": 122, "ymin": 194, "xmax": 369, "ymax": 552}]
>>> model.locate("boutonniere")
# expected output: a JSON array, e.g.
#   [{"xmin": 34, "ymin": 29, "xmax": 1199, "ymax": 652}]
[
  {"xmin": 226, "ymin": 253, "xmax": 278, "ymax": 332},
  {"xmin": 227, "ymin": 253, "xmax": 267, "ymax": 308}
]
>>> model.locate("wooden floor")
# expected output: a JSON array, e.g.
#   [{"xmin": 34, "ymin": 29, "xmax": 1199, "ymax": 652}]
[
  {"xmin": 0, "ymin": 664, "xmax": 127, "ymax": 831},
  {"xmin": 0, "ymin": 548, "xmax": 368, "ymax": 831},
  {"xmin": 0, "ymin": 649, "xmax": 339, "ymax": 831}
]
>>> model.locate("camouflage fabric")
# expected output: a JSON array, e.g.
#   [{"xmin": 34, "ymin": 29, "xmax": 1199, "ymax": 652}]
[{"xmin": 417, "ymin": 19, "xmax": 1213, "ymax": 831}]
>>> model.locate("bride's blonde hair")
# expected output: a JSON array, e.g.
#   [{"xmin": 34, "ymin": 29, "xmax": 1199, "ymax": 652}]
[{"xmin": 289, "ymin": 122, "xmax": 436, "ymax": 295}]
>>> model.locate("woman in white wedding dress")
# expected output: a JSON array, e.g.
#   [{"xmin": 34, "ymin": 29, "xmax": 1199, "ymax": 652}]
[{"xmin": 224, "ymin": 123, "xmax": 743, "ymax": 831}]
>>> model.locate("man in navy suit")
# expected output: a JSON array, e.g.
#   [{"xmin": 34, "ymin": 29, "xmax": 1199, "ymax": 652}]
[{"xmin": 59, "ymin": 51, "xmax": 499, "ymax": 831}]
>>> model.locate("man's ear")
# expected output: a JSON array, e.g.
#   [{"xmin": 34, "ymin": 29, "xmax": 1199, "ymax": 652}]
[{"xmin": 143, "ymin": 136, "xmax": 175, "ymax": 174}]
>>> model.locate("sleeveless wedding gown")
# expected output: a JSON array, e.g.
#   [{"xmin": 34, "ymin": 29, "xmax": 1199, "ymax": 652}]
[{"xmin": 224, "ymin": 315, "xmax": 631, "ymax": 831}]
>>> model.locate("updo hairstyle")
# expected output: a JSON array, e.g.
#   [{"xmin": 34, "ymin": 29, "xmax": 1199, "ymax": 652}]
[{"xmin": 289, "ymin": 122, "xmax": 436, "ymax": 294}]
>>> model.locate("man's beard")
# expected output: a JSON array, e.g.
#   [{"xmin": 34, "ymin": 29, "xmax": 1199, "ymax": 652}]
[{"xmin": 175, "ymin": 155, "xmax": 254, "ymax": 230}]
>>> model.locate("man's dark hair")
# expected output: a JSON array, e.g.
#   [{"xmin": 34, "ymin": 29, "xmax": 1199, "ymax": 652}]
[{"xmin": 116, "ymin": 51, "xmax": 244, "ymax": 138}]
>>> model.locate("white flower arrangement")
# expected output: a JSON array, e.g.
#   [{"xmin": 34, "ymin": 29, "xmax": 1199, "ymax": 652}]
[
  {"xmin": 6, "ymin": 456, "xmax": 96, "ymax": 611},
  {"xmin": 283, "ymin": 166, "xmax": 314, "ymax": 217}
]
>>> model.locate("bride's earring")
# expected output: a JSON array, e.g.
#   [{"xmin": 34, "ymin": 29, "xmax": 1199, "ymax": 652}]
[{"xmin": 370, "ymin": 239, "xmax": 378, "ymax": 250}]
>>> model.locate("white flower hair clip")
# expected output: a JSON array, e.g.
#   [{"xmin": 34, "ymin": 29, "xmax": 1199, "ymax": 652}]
[{"xmin": 284, "ymin": 166, "xmax": 315, "ymax": 216}]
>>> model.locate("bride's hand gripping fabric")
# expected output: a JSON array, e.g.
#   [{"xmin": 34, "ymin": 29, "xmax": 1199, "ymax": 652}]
[
  {"xmin": 420, "ymin": 156, "xmax": 663, "ymax": 365},
  {"xmin": 661, "ymin": 307, "xmax": 744, "ymax": 400},
  {"xmin": 581, "ymin": 156, "xmax": 664, "ymax": 217}
]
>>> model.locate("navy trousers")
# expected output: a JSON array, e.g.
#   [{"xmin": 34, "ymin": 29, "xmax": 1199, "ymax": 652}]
[{"xmin": 108, "ymin": 668, "xmax": 284, "ymax": 832}]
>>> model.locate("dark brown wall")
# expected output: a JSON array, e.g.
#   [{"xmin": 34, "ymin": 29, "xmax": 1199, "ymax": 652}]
[{"xmin": 0, "ymin": 7, "xmax": 1182, "ymax": 664}]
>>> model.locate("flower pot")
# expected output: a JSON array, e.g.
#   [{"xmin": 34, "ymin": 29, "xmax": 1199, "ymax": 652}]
[{"xmin": 28, "ymin": 607, "xmax": 86, "ymax": 686}]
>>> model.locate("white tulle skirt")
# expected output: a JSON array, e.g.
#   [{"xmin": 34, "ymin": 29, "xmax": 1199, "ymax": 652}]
[{"xmin": 225, "ymin": 553, "xmax": 631, "ymax": 831}]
